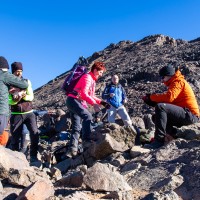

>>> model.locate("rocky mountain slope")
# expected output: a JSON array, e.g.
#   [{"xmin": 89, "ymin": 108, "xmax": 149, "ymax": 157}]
[
  {"xmin": 2, "ymin": 34, "xmax": 200, "ymax": 200},
  {"xmin": 33, "ymin": 34, "xmax": 200, "ymax": 117}
]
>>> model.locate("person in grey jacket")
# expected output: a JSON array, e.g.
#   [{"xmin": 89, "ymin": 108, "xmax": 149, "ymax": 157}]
[{"xmin": 0, "ymin": 56, "xmax": 28, "ymax": 139}]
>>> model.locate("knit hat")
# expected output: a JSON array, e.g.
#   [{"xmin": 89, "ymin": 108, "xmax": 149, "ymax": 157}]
[
  {"xmin": 159, "ymin": 64, "xmax": 175, "ymax": 77},
  {"xmin": 11, "ymin": 62, "xmax": 23, "ymax": 73},
  {"xmin": 0, "ymin": 56, "xmax": 9, "ymax": 69}
]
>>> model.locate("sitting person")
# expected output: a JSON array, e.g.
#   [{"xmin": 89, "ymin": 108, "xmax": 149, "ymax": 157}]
[
  {"xmin": 142, "ymin": 64, "xmax": 199, "ymax": 149},
  {"xmin": 54, "ymin": 109, "xmax": 71, "ymax": 133},
  {"xmin": 39, "ymin": 109, "xmax": 71, "ymax": 140},
  {"xmin": 91, "ymin": 111, "xmax": 104, "ymax": 130}
]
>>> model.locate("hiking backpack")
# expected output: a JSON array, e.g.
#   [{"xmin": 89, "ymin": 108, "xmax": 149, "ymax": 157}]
[{"xmin": 62, "ymin": 56, "xmax": 88, "ymax": 95}]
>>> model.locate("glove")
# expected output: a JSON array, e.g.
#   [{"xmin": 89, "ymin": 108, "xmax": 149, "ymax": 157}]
[
  {"xmin": 142, "ymin": 94, "xmax": 157, "ymax": 107},
  {"xmin": 93, "ymin": 104, "xmax": 101, "ymax": 113},
  {"xmin": 100, "ymin": 100, "xmax": 111, "ymax": 109},
  {"xmin": 93, "ymin": 111, "xmax": 102, "ymax": 123}
]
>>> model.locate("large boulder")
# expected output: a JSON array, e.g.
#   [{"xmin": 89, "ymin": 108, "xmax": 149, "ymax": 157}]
[
  {"xmin": 83, "ymin": 162, "xmax": 131, "ymax": 192},
  {"xmin": 16, "ymin": 180, "xmax": 54, "ymax": 200},
  {"xmin": 95, "ymin": 123, "xmax": 137, "ymax": 149}
]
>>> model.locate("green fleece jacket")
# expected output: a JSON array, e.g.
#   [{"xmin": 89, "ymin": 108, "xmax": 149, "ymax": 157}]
[{"xmin": 0, "ymin": 70, "xmax": 28, "ymax": 116}]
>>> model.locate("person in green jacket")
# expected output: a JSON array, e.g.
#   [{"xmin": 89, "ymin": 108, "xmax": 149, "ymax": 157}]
[
  {"xmin": 9, "ymin": 62, "xmax": 39, "ymax": 163},
  {"xmin": 0, "ymin": 56, "xmax": 28, "ymax": 145}
]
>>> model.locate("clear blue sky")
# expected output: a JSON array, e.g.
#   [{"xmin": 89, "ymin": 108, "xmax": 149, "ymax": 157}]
[{"xmin": 1, "ymin": 0, "xmax": 200, "ymax": 89}]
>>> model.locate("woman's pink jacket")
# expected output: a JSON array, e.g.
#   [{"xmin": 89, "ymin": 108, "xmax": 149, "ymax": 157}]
[{"xmin": 68, "ymin": 71, "xmax": 101, "ymax": 106}]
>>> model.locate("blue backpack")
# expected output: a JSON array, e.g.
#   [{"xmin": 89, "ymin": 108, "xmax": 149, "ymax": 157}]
[{"xmin": 62, "ymin": 56, "xmax": 88, "ymax": 95}]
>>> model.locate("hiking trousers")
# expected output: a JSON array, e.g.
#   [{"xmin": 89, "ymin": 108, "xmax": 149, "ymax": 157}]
[
  {"xmin": 10, "ymin": 112, "xmax": 39, "ymax": 157},
  {"xmin": 154, "ymin": 103, "xmax": 199, "ymax": 142},
  {"xmin": 0, "ymin": 115, "xmax": 8, "ymax": 135},
  {"xmin": 66, "ymin": 97, "xmax": 93, "ymax": 152},
  {"xmin": 108, "ymin": 105, "xmax": 132, "ymax": 126}
]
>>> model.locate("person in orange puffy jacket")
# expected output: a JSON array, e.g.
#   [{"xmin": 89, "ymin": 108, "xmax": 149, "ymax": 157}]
[{"xmin": 142, "ymin": 64, "xmax": 199, "ymax": 149}]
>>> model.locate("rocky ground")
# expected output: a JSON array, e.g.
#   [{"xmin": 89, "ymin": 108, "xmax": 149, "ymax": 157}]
[
  {"xmin": 1, "ymin": 122, "xmax": 200, "ymax": 199},
  {"xmin": 1, "ymin": 34, "xmax": 200, "ymax": 199}
]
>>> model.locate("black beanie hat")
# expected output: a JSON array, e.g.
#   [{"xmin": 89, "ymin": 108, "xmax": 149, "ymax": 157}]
[
  {"xmin": 11, "ymin": 62, "xmax": 23, "ymax": 73},
  {"xmin": 0, "ymin": 56, "xmax": 9, "ymax": 69},
  {"xmin": 159, "ymin": 64, "xmax": 175, "ymax": 77}
]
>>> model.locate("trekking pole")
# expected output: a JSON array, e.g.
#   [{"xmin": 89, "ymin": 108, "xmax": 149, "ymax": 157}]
[{"xmin": 101, "ymin": 111, "xmax": 108, "ymax": 122}]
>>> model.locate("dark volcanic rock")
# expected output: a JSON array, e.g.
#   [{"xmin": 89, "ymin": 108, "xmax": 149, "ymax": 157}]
[{"xmin": 33, "ymin": 34, "xmax": 200, "ymax": 118}]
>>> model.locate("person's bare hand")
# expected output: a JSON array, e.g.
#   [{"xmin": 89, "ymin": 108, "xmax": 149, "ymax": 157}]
[
  {"xmin": 110, "ymin": 93, "xmax": 115, "ymax": 97},
  {"xmin": 20, "ymin": 91, "xmax": 26, "ymax": 98},
  {"xmin": 12, "ymin": 93, "xmax": 22, "ymax": 102},
  {"xmin": 123, "ymin": 99, "xmax": 127, "ymax": 104}
]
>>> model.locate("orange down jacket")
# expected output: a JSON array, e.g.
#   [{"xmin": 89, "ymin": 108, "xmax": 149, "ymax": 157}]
[{"xmin": 150, "ymin": 70, "xmax": 200, "ymax": 116}]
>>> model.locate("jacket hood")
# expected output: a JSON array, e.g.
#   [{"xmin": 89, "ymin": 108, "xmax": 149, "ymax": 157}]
[{"xmin": 164, "ymin": 70, "xmax": 184, "ymax": 86}]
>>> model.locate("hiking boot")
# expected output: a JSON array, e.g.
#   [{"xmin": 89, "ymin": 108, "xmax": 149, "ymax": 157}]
[
  {"xmin": 165, "ymin": 134, "xmax": 174, "ymax": 143},
  {"xmin": 143, "ymin": 140, "xmax": 164, "ymax": 149},
  {"xmin": 30, "ymin": 156, "xmax": 39, "ymax": 163},
  {"xmin": 30, "ymin": 156, "xmax": 42, "ymax": 167},
  {"xmin": 134, "ymin": 126, "xmax": 141, "ymax": 146}
]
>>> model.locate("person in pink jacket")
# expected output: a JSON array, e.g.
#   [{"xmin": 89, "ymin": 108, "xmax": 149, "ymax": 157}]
[{"xmin": 66, "ymin": 62, "xmax": 110, "ymax": 157}]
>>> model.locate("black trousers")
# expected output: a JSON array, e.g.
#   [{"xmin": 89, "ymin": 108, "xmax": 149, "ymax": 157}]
[
  {"xmin": 66, "ymin": 97, "xmax": 93, "ymax": 152},
  {"xmin": 153, "ymin": 103, "xmax": 199, "ymax": 142},
  {"xmin": 10, "ymin": 112, "xmax": 39, "ymax": 157}
]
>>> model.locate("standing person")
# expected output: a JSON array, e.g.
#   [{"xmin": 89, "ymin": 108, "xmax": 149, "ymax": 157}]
[
  {"xmin": 9, "ymin": 62, "xmax": 39, "ymax": 162},
  {"xmin": 21, "ymin": 109, "xmax": 51, "ymax": 152},
  {"xmin": 142, "ymin": 64, "xmax": 199, "ymax": 149},
  {"xmin": 102, "ymin": 74, "xmax": 135, "ymax": 132},
  {"xmin": 0, "ymin": 56, "xmax": 28, "ymax": 146},
  {"xmin": 66, "ymin": 62, "xmax": 110, "ymax": 157}
]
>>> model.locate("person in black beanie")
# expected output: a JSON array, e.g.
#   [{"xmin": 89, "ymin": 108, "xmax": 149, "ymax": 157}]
[
  {"xmin": 9, "ymin": 61, "xmax": 39, "ymax": 163},
  {"xmin": 0, "ymin": 56, "xmax": 28, "ymax": 145},
  {"xmin": 11, "ymin": 62, "xmax": 23, "ymax": 73},
  {"xmin": 142, "ymin": 64, "xmax": 199, "ymax": 149}
]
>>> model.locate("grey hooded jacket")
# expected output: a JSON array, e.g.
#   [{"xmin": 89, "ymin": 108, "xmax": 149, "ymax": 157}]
[{"xmin": 0, "ymin": 70, "xmax": 28, "ymax": 116}]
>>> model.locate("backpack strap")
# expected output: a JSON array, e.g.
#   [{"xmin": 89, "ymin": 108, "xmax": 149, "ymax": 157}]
[{"xmin": 67, "ymin": 65, "xmax": 79, "ymax": 84}]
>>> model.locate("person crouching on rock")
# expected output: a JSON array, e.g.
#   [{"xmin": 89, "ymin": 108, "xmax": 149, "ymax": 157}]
[{"xmin": 142, "ymin": 64, "xmax": 199, "ymax": 149}]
